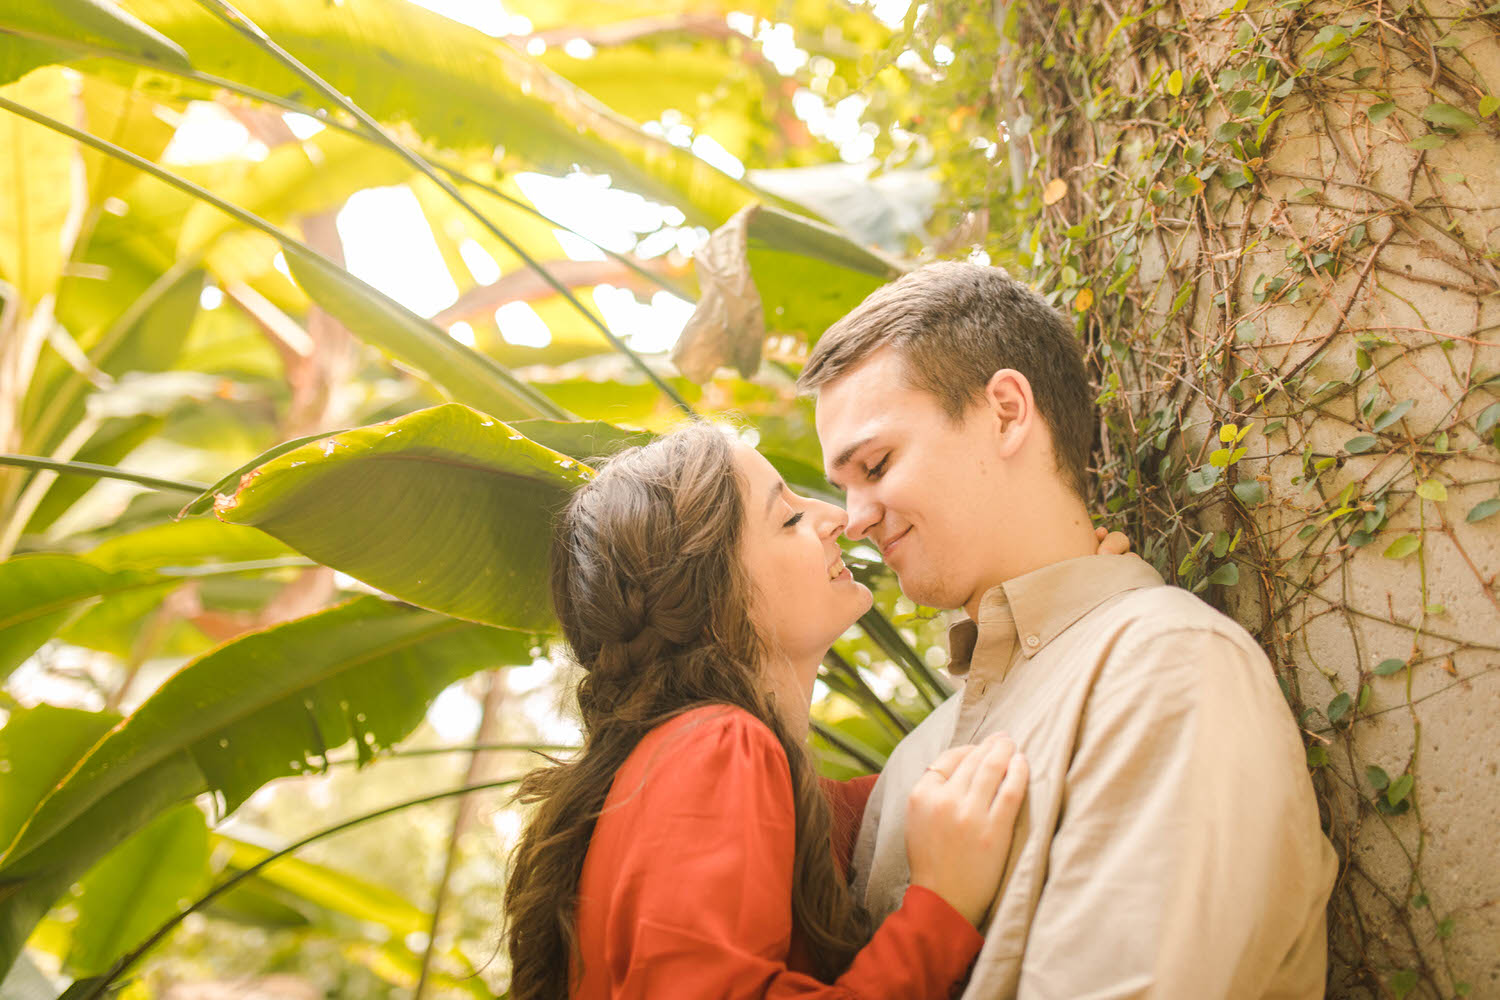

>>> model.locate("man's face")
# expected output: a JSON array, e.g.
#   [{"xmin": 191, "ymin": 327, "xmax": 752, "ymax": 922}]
[{"xmin": 814, "ymin": 349, "xmax": 1003, "ymax": 611}]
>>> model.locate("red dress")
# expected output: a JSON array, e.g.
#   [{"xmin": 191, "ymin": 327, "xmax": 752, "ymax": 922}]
[{"xmin": 571, "ymin": 705, "xmax": 983, "ymax": 999}]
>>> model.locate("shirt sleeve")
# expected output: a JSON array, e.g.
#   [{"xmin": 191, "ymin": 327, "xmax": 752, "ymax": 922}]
[
  {"xmin": 1014, "ymin": 628, "xmax": 1332, "ymax": 999},
  {"xmin": 595, "ymin": 710, "xmax": 982, "ymax": 1000}
]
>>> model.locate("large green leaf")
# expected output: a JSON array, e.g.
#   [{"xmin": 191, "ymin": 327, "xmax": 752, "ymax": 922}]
[
  {"xmin": 22, "ymin": 416, "xmax": 163, "ymax": 537},
  {"xmin": 213, "ymin": 834, "xmax": 429, "ymax": 939},
  {"xmin": 77, "ymin": 72, "xmax": 177, "ymax": 212},
  {"xmin": 0, "ymin": 0, "xmax": 189, "ymax": 76},
  {"xmin": 213, "ymin": 403, "xmax": 592, "ymax": 630},
  {"xmin": 0, "ymin": 67, "xmax": 79, "ymax": 308},
  {"xmin": 280, "ymin": 246, "xmax": 565, "ymax": 421},
  {"xmin": 65, "ymin": 803, "xmax": 210, "ymax": 976},
  {"xmin": 0, "ymin": 556, "xmax": 157, "ymax": 683},
  {"xmin": 0, "ymin": 704, "xmax": 203, "ymax": 978},
  {"xmin": 506, "ymin": 418, "xmax": 652, "ymax": 463},
  {"xmin": 0, "ymin": 596, "xmax": 531, "ymax": 876},
  {"xmin": 21, "ymin": 266, "xmax": 204, "ymax": 469},
  {"xmin": 108, "ymin": 0, "xmax": 754, "ymax": 228}
]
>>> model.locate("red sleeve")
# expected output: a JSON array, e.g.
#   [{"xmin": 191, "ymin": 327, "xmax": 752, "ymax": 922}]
[
  {"xmin": 820, "ymin": 774, "xmax": 879, "ymax": 878},
  {"xmin": 585, "ymin": 708, "xmax": 980, "ymax": 1000}
]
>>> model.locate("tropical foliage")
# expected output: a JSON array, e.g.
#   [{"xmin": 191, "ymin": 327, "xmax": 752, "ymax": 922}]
[{"xmin": 0, "ymin": 1, "xmax": 942, "ymax": 996}]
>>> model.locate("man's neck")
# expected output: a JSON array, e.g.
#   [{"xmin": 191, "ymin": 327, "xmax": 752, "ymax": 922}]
[{"xmin": 962, "ymin": 503, "xmax": 1100, "ymax": 621}]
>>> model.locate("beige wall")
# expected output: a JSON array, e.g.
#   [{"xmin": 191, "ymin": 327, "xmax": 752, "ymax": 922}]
[{"xmin": 1049, "ymin": 0, "xmax": 1500, "ymax": 992}]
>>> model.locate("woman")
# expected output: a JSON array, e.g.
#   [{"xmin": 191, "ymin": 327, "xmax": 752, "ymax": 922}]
[{"xmin": 505, "ymin": 424, "xmax": 1119, "ymax": 998}]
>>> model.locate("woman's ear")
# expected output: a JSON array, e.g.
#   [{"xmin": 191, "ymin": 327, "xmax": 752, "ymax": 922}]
[{"xmin": 984, "ymin": 369, "xmax": 1035, "ymax": 458}]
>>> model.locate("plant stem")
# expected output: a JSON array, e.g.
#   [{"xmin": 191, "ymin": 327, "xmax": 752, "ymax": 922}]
[
  {"xmin": 0, "ymin": 454, "xmax": 207, "ymax": 494},
  {"xmin": 810, "ymin": 719, "xmax": 885, "ymax": 772}
]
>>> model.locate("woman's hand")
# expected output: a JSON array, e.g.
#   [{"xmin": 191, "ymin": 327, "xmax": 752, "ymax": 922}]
[
  {"xmin": 905, "ymin": 733, "xmax": 1028, "ymax": 927},
  {"xmin": 1094, "ymin": 525, "xmax": 1131, "ymax": 555}
]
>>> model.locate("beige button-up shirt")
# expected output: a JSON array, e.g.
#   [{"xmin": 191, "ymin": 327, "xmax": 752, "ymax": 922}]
[{"xmin": 852, "ymin": 553, "xmax": 1338, "ymax": 999}]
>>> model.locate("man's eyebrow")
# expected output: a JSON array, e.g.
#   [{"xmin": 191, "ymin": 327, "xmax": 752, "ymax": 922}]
[{"xmin": 828, "ymin": 436, "xmax": 876, "ymax": 477}]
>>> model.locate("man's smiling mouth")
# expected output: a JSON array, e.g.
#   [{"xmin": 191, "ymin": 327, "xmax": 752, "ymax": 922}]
[{"xmin": 879, "ymin": 527, "xmax": 911, "ymax": 558}]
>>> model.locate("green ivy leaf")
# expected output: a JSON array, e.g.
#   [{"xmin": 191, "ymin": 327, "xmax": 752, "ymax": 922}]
[
  {"xmin": 1365, "ymin": 765, "xmax": 1390, "ymax": 791},
  {"xmin": 1477, "ymin": 402, "xmax": 1500, "ymax": 435},
  {"xmin": 1480, "ymin": 96, "xmax": 1499, "ymax": 119},
  {"xmin": 1345, "ymin": 435, "xmax": 1377, "ymax": 454},
  {"xmin": 1422, "ymin": 103, "xmax": 1476, "ymax": 129},
  {"xmin": 1185, "ymin": 465, "xmax": 1222, "ymax": 494},
  {"xmin": 1206, "ymin": 562, "xmax": 1239, "ymax": 587},
  {"xmin": 1167, "ymin": 69, "xmax": 1183, "ymax": 96},
  {"xmin": 1387, "ymin": 773, "xmax": 1415, "ymax": 806},
  {"xmin": 1467, "ymin": 497, "xmax": 1500, "ymax": 523},
  {"xmin": 1372, "ymin": 399, "xmax": 1413, "ymax": 432},
  {"xmin": 1415, "ymin": 479, "xmax": 1447, "ymax": 502},
  {"xmin": 1306, "ymin": 745, "xmax": 1330, "ymax": 767},
  {"xmin": 1327, "ymin": 691, "xmax": 1352, "ymax": 724},
  {"xmin": 1213, "ymin": 121, "xmax": 1244, "ymax": 142},
  {"xmin": 1367, "ymin": 100, "xmax": 1396, "ymax": 123},
  {"xmin": 1374, "ymin": 658, "xmax": 1407, "ymax": 676},
  {"xmin": 1408, "ymin": 134, "xmax": 1447, "ymax": 151},
  {"xmin": 1232, "ymin": 481, "xmax": 1267, "ymax": 506},
  {"xmin": 1174, "ymin": 173, "xmax": 1205, "ymax": 197},
  {"xmin": 1383, "ymin": 534, "xmax": 1421, "ymax": 559},
  {"xmin": 1436, "ymin": 916, "xmax": 1455, "ymax": 938},
  {"xmin": 1389, "ymin": 969, "xmax": 1418, "ymax": 1000}
]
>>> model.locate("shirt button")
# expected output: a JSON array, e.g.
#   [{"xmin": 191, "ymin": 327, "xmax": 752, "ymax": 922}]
[{"xmin": 1025, "ymin": 635, "xmax": 1040, "ymax": 648}]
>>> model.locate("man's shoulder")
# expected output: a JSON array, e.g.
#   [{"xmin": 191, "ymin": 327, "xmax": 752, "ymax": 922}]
[{"xmin": 1096, "ymin": 581, "xmax": 1262, "ymax": 654}]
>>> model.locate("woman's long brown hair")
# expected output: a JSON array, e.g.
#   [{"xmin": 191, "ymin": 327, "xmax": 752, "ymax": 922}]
[{"xmin": 504, "ymin": 423, "xmax": 872, "ymax": 998}]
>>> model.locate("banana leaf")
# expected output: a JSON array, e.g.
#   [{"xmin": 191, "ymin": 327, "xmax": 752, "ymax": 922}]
[{"xmin": 213, "ymin": 403, "xmax": 592, "ymax": 631}]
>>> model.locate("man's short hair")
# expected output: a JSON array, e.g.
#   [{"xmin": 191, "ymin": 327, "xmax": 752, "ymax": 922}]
[{"xmin": 798, "ymin": 261, "xmax": 1094, "ymax": 499}]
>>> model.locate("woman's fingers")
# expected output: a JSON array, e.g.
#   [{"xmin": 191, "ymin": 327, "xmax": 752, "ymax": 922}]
[
  {"xmin": 965, "ymin": 734, "xmax": 1016, "ymax": 807},
  {"xmin": 989, "ymin": 750, "xmax": 1029, "ymax": 826},
  {"xmin": 1095, "ymin": 527, "xmax": 1132, "ymax": 555},
  {"xmin": 946, "ymin": 732, "xmax": 1005, "ymax": 789}
]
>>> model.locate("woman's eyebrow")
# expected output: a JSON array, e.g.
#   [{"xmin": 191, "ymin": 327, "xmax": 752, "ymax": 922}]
[{"xmin": 764, "ymin": 479, "xmax": 788, "ymax": 518}]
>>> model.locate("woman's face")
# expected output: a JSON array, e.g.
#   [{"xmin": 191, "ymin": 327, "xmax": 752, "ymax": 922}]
[{"xmin": 731, "ymin": 441, "xmax": 873, "ymax": 673}]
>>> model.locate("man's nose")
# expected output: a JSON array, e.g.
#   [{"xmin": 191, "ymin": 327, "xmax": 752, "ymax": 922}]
[{"xmin": 842, "ymin": 488, "xmax": 880, "ymax": 541}]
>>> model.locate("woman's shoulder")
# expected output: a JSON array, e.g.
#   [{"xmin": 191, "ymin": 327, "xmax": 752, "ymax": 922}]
[
  {"xmin": 639, "ymin": 704, "xmax": 785, "ymax": 761},
  {"xmin": 612, "ymin": 704, "xmax": 790, "ymax": 805}
]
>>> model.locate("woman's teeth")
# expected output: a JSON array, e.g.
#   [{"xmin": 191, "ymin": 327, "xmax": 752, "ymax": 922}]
[{"xmin": 828, "ymin": 560, "xmax": 845, "ymax": 580}]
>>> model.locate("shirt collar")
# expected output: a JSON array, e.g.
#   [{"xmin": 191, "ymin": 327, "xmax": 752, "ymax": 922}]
[{"xmin": 945, "ymin": 553, "xmax": 1164, "ymax": 677}]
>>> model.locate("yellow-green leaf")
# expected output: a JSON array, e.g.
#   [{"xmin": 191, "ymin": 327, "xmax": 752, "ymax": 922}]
[
  {"xmin": 0, "ymin": 67, "xmax": 81, "ymax": 307},
  {"xmin": 1383, "ymin": 534, "xmax": 1421, "ymax": 559},
  {"xmin": 1416, "ymin": 479, "xmax": 1447, "ymax": 502}
]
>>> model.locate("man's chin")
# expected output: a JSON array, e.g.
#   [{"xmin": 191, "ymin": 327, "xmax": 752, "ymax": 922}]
[{"xmin": 891, "ymin": 570, "xmax": 962, "ymax": 612}]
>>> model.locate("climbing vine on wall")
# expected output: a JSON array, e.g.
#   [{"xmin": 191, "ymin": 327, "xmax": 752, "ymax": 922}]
[{"xmin": 851, "ymin": 1, "xmax": 1500, "ymax": 996}]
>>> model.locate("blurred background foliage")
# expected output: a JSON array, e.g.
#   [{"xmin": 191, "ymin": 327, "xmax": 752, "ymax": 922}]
[{"xmin": 0, "ymin": 1, "xmax": 956, "ymax": 996}]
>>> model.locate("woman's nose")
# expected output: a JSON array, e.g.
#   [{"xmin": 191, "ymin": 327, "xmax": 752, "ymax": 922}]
[{"xmin": 813, "ymin": 499, "xmax": 849, "ymax": 538}]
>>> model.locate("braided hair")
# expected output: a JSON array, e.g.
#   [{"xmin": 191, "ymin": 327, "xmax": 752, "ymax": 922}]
[{"xmin": 504, "ymin": 423, "xmax": 872, "ymax": 997}]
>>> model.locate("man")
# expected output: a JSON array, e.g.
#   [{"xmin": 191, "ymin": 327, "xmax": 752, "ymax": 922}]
[{"xmin": 801, "ymin": 262, "xmax": 1337, "ymax": 998}]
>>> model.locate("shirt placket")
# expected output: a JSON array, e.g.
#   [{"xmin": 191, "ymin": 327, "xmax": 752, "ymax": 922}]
[{"xmin": 951, "ymin": 606, "xmax": 1021, "ymax": 746}]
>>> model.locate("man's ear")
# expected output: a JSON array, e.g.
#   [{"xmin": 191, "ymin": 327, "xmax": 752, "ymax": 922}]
[{"xmin": 983, "ymin": 369, "xmax": 1035, "ymax": 458}]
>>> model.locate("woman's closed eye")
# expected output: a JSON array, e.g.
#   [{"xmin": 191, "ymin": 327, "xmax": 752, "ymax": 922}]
[
  {"xmin": 865, "ymin": 455, "xmax": 889, "ymax": 480},
  {"xmin": 782, "ymin": 511, "xmax": 804, "ymax": 529}
]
